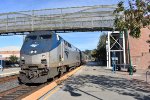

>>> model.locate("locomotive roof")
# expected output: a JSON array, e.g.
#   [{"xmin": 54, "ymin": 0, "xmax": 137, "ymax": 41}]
[{"xmin": 28, "ymin": 31, "xmax": 54, "ymax": 36}]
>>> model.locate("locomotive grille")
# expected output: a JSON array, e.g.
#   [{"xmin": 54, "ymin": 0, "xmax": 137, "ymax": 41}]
[{"xmin": 28, "ymin": 66, "xmax": 38, "ymax": 69}]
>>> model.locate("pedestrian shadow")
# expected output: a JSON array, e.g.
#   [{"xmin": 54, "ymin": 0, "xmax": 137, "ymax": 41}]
[
  {"xmin": 63, "ymin": 84, "xmax": 103, "ymax": 100},
  {"xmin": 63, "ymin": 74, "xmax": 150, "ymax": 100},
  {"xmin": 63, "ymin": 85, "xmax": 81, "ymax": 96}
]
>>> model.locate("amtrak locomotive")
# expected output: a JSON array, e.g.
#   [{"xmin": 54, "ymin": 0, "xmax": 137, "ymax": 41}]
[{"xmin": 18, "ymin": 31, "xmax": 86, "ymax": 83}]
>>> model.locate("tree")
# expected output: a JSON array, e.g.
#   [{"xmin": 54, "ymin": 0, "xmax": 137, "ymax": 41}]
[
  {"xmin": 9, "ymin": 55, "xmax": 18, "ymax": 64},
  {"xmin": 114, "ymin": 0, "xmax": 150, "ymax": 38},
  {"xmin": 84, "ymin": 50, "xmax": 91, "ymax": 55},
  {"xmin": 83, "ymin": 49, "xmax": 92, "ymax": 60},
  {"xmin": 92, "ymin": 33, "xmax": 107, "ymax": 65},
  {"xmin": 91, "ymin": 49, "xmax": 97, "ymax": 58}
]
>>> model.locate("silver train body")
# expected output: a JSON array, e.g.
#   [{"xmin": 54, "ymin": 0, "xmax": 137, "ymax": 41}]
[{"xmin": 18, "ymin": 31, "xmax": 86, "ymax": 83}]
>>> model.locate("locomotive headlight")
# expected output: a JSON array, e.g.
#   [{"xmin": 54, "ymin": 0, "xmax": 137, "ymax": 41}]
[
  {"xmin": 21, "ymin": 56, "xmax": 24, "ymax": 60},
  {"xmin": 34, "ymin": 50, "xmax": 37, "ymax": 53},
  {"xmin": 31, "ymin": 51, "xmax": 34, "ymax": 54},
  {"xmin": 30, "ymin": 50, "xmax": 37, "ymax": 54}
]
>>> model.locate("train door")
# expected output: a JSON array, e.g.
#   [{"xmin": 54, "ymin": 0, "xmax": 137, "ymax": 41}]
[{"xmin": 61, "ymin": 40, "xmax": 64, "ymax": 62}]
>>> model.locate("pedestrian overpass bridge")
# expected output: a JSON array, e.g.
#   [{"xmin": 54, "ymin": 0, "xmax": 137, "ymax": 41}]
[{"xmin": 0, "ymin": 5, "xmax": 118, "ymax": 35}]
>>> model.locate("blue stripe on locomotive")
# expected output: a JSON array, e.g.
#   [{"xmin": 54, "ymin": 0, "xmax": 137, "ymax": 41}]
[{"xmin": 20, "ymin": 33, "xmax": 62, "ymax": 55}]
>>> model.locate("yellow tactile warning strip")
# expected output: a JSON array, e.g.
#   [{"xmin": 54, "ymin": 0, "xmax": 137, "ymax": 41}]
[{"xmin": 22, "ymin": 66, "xmax": 82, "ymax": 100}]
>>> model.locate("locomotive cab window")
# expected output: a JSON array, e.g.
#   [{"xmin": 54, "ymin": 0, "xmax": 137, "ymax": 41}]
[
  {"xmin": 25, "ymin": 36, "xmax": 37, "ymax": 41},
  {"xmin": 40, "ymin": 35, "xmax": 52, "ymax": 39}
]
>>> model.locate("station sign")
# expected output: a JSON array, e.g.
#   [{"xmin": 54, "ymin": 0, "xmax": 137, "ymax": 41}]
[{"xmin": 111, "ymin": 57, "xmax": 118, "ymax": 61}]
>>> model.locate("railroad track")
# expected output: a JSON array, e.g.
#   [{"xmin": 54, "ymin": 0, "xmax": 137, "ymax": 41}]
[
  {"xmin": 0, "ymin": 84, "xmax": 45, "ymax": 100},
  {"xmin": 0, "ymin": 67, "xmax": 79, "ymax": 100},
  {"xmin": 0, "ymin": 79, "xmax": 52, "ymax": 100},
  {"xmin": 0, "ymin": 75, "xmax": 18, "ymax": 84}
]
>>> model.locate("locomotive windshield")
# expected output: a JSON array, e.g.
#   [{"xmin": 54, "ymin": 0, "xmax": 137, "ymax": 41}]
[
  {"xmin": 40, "ymin": 34, "xmax": 52, "ymax": 39},
  {"xmin": 25, "ymin": 36, "xmax": 37, "ymax": 41}
]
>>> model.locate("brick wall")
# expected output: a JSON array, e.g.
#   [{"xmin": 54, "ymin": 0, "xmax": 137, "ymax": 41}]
[{"xmin": 129, "ymin": 27, "xmax": 150, "ymax": 69}]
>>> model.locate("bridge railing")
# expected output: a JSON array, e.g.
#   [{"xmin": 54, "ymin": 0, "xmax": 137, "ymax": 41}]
[{"xmin": 0, "ymin": 5, "xmax": 117, "ymax": 34}]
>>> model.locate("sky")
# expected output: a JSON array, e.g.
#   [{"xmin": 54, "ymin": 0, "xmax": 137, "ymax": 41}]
[{"xmin": 0, "ymin": 0, "xmax": 127, "ymax": 51}]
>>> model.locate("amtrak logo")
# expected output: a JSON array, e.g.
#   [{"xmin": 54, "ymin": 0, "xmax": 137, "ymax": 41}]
[{"xmin": 30, "ymin": 44, "xmax": 39, "ymax": 47}]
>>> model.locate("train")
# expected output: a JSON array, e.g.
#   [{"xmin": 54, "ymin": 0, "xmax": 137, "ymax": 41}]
[{"xmin": 18, "ymin": 31, "xmax": 87, "ymax": 84}]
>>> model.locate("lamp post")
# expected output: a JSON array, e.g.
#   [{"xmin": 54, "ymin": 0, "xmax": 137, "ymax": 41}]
[{"xmin": 124, "ymin": 29, "xmax": 133, "ymax": 75}]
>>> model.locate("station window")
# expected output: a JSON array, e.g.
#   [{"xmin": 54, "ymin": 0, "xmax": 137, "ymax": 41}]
[{"xmin": 40, "ymin": 35, "xmax": 52, "ymax": 39}]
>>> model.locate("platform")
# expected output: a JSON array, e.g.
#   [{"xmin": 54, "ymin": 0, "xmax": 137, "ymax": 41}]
[
  {"xmin": 39, "ymin": 62, "xmax": 150, "ymax": 100},
  {"xmin": 0, "ymin": 67, "xmax": 20, "ymax": 77}
]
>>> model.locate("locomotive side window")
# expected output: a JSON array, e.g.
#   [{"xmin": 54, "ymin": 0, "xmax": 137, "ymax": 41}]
[
  {"xmin": 64, "ymin": 41, "xmax": 67, "ymax": 46},
  {"xmin": 25, "ymin": 36, "xmax": 37, "ymax": 41},
  {"xmin": 40, "ymin": 35, "xmax": 52, "ymax": 39},
  {"xmin": 68, "ymin": 43, "xmax": 72, "ymax": 48}
]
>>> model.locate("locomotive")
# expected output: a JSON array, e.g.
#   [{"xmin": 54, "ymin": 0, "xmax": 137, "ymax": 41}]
[{"xmin": 18, "ymin": 31, "xmax": 86, "ymax": 83}]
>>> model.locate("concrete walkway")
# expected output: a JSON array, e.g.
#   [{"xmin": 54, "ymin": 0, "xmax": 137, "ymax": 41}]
[
  {"xmin": 40, "ymin": 62, "xmax": 150, "ymax": 100},
  {"xmin": 0, "ymin": 67, "xmax": 20, "ymax": 77}
]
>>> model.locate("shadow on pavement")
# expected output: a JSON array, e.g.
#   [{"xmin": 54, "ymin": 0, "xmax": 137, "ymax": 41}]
[
  {"xmin": 63, "ymin": 85, "xmax": 81, "ymax": 96},
  {"xmin": 63, "ymin": 84, "xmax": 103, "ymax": 100},
  {"xmin": 63, "ymin": 74, "xmax": 150, "ymax": 100}
]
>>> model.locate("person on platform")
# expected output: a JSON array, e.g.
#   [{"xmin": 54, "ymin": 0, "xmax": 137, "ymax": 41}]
[{"xmin": 0, "ymin": 65, "xmax": 3, "ymax": 71}]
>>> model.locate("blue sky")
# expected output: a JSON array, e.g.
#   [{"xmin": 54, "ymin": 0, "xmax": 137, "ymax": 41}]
[{"xmin": 0, "ymin": 0, "xmax": 126, "ymax": 51}]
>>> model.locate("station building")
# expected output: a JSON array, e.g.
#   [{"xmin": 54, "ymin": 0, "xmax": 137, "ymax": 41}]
[
  {"xmin": 129, "ymin": 27, "xmax": 150, "ymax": 69},
  {"xmin": 0, "ymin": 46, "xmax": 20, "ymax": 60}
]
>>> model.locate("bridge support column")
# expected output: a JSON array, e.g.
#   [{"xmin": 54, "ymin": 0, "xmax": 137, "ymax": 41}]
[{"xmin": 106, "ymin": 31, "xmax": 126, "ymax": 69}]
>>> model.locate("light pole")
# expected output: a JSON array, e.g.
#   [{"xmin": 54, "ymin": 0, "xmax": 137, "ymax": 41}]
[{"xmin": 124, "ymin": 29, "xmax": 133, "ymax": 75}]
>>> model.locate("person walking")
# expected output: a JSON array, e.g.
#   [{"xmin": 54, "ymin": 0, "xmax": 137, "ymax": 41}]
[
  {"xmin": 0, "ymin": 65, "xmax": 3, "ymax": 72},
  {"xmin": 0, "ymin": 60, "xmax": 3, "ymax": 72}
]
